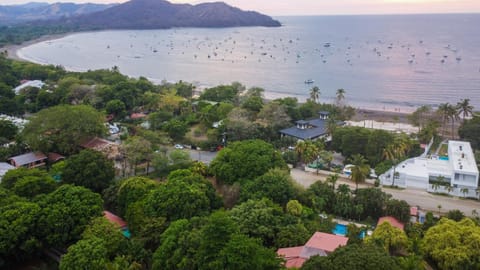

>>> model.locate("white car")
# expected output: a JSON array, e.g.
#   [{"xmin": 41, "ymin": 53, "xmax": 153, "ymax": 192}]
[{"xmin": 174, "ymin": 144, "xmax": 184, "ymax": 149}]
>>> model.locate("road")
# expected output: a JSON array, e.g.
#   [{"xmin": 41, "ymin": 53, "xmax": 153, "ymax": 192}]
[
  {"xmin": 291, "ymin": 168, "xmax": 480, "ymax": 216},
  {"xmin": 187, "ymin": 149, "xmax": 217, "ymax": 164},
  {"xmin": 186, "ymin": 149, "xmax": 480, "ymax": 215}
]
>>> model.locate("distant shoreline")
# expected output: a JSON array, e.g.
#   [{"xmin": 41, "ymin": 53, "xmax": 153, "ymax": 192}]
[
  {"xmin": 3, "ymin": 32, "xmax": 413, "ymax": 122},
  {"xmin": 2, "ymin": 33, "xmax": 71, "ymax": 62}
]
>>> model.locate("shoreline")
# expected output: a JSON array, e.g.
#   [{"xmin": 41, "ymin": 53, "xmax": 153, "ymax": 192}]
[
  {"xmin": 2, "ymin": 33, "xmax": 71, "ymax": 61},
  {"xmin": 2, "ymin": 32, "xmax": 414, "ymax": 121}
]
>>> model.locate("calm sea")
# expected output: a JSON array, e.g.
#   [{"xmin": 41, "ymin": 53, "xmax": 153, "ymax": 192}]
[{"xmin": 18, "ymin": 14, "xmax": 480, "ymax": 112}]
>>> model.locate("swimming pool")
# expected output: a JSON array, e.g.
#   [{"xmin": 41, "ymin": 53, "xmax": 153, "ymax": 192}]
[
  {"xmin": 332, "ymin": 224, "xmax": 366, "ymax": 238},
  {"xmin": 439, "ymin": 156, "xmax": 449, "ymax": 161}
]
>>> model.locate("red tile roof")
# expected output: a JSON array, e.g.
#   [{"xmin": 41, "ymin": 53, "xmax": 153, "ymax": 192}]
[
  {"xmin": 130, "ymin": 113, "xmax": 147, "ymax": 119},
  {"xmin": 410, "ymin": 206, "xmax": 418, "ymax": 217},
  {"xmin": 47, "ymin": 152, "xmax": 65, "ymax": 163},
  {"xmin": 103, "ymin": 211, "xmax": 127, "ymax": 228},
  {"xmin": 378, "ymin": 216, "xmax": 404, "ymax": 230},
  {"xmin": 304, "ymin": 232, "xmax": 348, "ymax": 253},
  {"xmin": 276, "ymin": 232, "xmax": 348, "ymax": 268},
  {"xmin": 81, "ymin": 137, "xmax": 112, "ymax": 149},
  {"xmin": 277, "ymin": 246, "xmax": 306, "ymax": 268}
]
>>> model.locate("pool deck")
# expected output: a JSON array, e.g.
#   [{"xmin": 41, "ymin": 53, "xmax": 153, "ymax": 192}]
[{"xmin": 332, "ymin": 218, "xmax": 368, "ymax": 228}]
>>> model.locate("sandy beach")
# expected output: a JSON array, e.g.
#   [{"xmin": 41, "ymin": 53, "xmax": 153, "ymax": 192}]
[{"xmin": 1, "ymin": 33, "xmax": 70, "ymax": 62}]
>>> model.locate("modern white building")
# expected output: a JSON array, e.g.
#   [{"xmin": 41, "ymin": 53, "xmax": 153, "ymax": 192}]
[
  {"xmin": 380, "ymin": 140, "xmax": 479, "ymax": 198},
  {"xmin": 13, "ymin": 80, "xmax": 45, "ymax": 94}
]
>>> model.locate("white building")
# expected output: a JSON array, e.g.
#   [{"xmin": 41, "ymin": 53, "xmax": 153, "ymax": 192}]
[
  {"xmin": 380, "ymin": 140, "xmax": 479, "ymax": 198},
  {"xmin": 13, "ymin": 80, "xmax": 45, "ymax": 94}
]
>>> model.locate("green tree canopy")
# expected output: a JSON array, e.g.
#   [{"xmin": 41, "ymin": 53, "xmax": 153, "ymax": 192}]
[
  {"xmin": 210, "ymin": 140, "xmax": 288, "ymax": 184},
  {"xmin": 117, "ymin": 176, "xmax": 157, "ymax": 216},
  {"xmin": 59, "ymin": 237, "xmax": 108, "ymax": 270},
  {"xmin": 366, "ymin": 221, "xmax": 408, "ymax": 255},
  {"xmin": 62, "ymin": 149, "xmax": 115, "ymax": 193},
  {"xmin": 422, "ymin": 218, "xmax": 480, "ymax": 270},
  {"xmin": 241, "ymin": 168, "xmax": 298, "ymax": 206},
  {"xmin": 37, "ymin": 184, "xmax": 103, "ymax": 247},
  {"xmin": 458, "ymin": 115, "xmax": 480, "ymax": 149},
  {"xmin": 0, "ymin": 201, "xmax": 41, "ymax": 267},
  {"xmin": 22, "ymin": 105, "xmax": 106, "ymax": 154},
  {"xmin": 302, "ymin": 244, "xmax": 401, "ymax": 270}
]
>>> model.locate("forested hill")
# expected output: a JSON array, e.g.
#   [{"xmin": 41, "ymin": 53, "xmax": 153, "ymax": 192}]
[
  {"xmin": 37, "ymin": 0, "xmax": 282, "ymax": 29},
  {"xmin": 0, "ymin": 2, "xmax": 116, "ymax": 25}
]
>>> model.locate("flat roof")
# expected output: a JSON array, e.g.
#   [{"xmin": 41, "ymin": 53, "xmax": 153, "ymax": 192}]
[
  {"xmin": 448, "ymin": 141, "xmax": 478, "ymax": 174},
  {"xmin": 8, "ymin": 152, "xmax": 47, "ymax": 166}
]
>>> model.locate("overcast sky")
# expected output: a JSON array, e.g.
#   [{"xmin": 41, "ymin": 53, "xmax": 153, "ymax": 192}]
[{"xmin": 0, "ymin": 0, "xmax": 479, "ymax": 15}]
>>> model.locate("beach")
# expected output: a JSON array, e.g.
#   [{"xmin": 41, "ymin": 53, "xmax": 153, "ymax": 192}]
[{"xmin": 2, "ymin": 33, "xmax": 70, "ymax": 62}]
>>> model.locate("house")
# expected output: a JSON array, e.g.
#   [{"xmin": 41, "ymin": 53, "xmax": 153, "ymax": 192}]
[
  {"xmin": 103, "ymin": 211, "xmax": 131, "ymax": 238},
  {"xmin": 377, "ymin": 216, "xmax": 404, "ymax": 231},
  {"xmin": 8, "ymin": 152, "xmax": 48, "ymax": 168},
  {"xmin": 13, "ymin": 80, "xmax": 45, "ymax": 94},
  {"xmin": 0, "ymin": 162, "xmax": 15, "ymax": 181},
  {"xmin": 380, "ymin": 140, "xmax": 479, "ymax": 198},
  {"xmin": 81, "ymin": 137, "xmax": 121, "ymax": 160},
  {"xmin": 47, "ymin": 153, "xmax": 65, "ymax": 163},
  {"xmin": 277, "ymin": 232, "xmax": 348, "ymax": 268},
  {"xmin": 280, "ymin": 111, "xmax": 341, "ymax": 142}
]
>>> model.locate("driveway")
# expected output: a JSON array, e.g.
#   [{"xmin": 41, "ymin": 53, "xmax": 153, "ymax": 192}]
[{"xmin": 290, "ymin": 168, "xmax": 480, "ymax": 216}]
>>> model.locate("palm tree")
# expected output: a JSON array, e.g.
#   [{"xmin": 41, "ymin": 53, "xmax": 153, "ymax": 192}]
[
  {"xmin": 457, "ymin": 98, "xmax": 474, "ymax": 122},
  {"xmin": 349, "ymin": 154, "xmax": 370, "ymax": 191},
  {"xmin": 335, "ymin": 88, "xmax": 346, "ymax": 106},
  {"xmin": 309, "ymin": 86, "xmax": 320, "ymax": 104},
  {"xmin": 437, "ymin": 103, "xmax": 450, "ymax": 138},
  {"xmin": 447, "ymin": 104, "xmax": 459, "ymax": 139},
  {"xmin": 382, "ymin": 136, "xmax": 410, "ymax": 187},
  {"xmin": 327, "ymin": 173, "xmax": 339, "ymax": 191}
]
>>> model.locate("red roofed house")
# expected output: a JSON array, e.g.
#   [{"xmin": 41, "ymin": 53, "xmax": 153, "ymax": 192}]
[
  {"xmin": 130, "ymin": 112, "xmax": 147, "ymax": 120},
  {"xmin": 277, "ymin": 232, "xmax": 348, "ymax": 268},
  {"xmin": 103, "ymin": 211, "xmax": 131, "ymax": 238},
  {"xmin": 8, "ymin": 152, "xmax": 47, "ymax": 168},
  {"xmin": 377, "ymin": 216, "xmax": 404, "ymax": 231}
]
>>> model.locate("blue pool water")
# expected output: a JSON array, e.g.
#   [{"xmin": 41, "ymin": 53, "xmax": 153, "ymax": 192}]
[
  {"xmin": 332, "ymin": 224, "xmax": 366, "ymax": 239},
  {"xmin": 439, "ymin": 156, "xmax": 449, "ymax": 161},
  {"xmin": 333, "ymin": 224, "xmax": 348, "ymax": 235}
]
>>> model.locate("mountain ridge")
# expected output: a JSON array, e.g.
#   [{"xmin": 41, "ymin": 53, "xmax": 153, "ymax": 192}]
[{"xmin": 41, "ymin": 0, "xmax": 282, "ymax": 29}]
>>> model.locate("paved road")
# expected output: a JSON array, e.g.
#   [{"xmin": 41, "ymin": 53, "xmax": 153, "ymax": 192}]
[
  {"xmin": 291, "ymin": 168, "xmax": 480, "ymax": 216},
  {"xmin": 184, "ymin": 148, "xmax": 480, "ymax": 215},
  {"xmin": 187, "ymin": 149, "xmax": 217, "ymax": 164}
]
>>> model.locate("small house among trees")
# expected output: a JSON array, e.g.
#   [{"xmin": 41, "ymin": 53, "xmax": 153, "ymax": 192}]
[
  {"xmin": 8, "ymin": 152, "xmax": 47, "ymax": 168},
  {"xmin": 280, "ymin": 111, "xmax": 342, "ymax": 141}
]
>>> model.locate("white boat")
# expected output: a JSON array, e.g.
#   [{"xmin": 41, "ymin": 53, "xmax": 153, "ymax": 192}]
[{"xmin": 304, "ymin": 79, "xmax": 314, "ymax": 84}]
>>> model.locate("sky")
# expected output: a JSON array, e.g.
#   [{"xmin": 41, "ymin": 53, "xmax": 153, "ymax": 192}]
[{"xmin": 0, "ymin": 0, "xmax": 479, "ymax": 16}]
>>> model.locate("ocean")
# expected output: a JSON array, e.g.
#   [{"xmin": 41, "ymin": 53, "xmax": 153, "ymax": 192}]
[{"xmin": 18, "ymin": 14, "xmax": 480, "ymax": 112}]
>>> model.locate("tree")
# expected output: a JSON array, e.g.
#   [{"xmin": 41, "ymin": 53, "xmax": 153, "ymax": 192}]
[
  {"xmin": 82, "ymin": 217, "xmax": 128, "ymax": 258},
  {"xmin": 117, "ymin": 176, "xmax": 157, "ymax": 216},
  {"xmin": 229, "ymin": 198, "xmax": 285, "ymax": 247},
  {"xmin": 22, "ymin": 105, "xmax": 106, "ymax": 154},
  {"xmin": 142, "ymin": 171, "xmax": 221, "ymax": 222},
  {"xmin": 457, "ymin": 98, "xmax": 474, "ymax": 122},
  {"xmin": 326, "ymin": 173, "xmax": 339, "ymax": 191},
  {"xmin": 302, "ymin": 244, "xmax": 401, "ymax": 270},
  {"xmin": 241, "ymin": 168, "xmax": 298, "ymax": 206},
  {"xmin": 11, "ymin": 175, "xmax": 57, "ymax": 199},
  {"xmin": 446, "ymin": 210, "xmax": 465, "ymax": 222},
  {"xmin": 0, "ymin": 119, "xmax": 17, "ymax": 142},
  {"xmin": 210, "ymin": 140, "xmax": 287, "ymax": 185},
  {"xmin": 384, "ymin": 199, "xmax": 410, "ymax": 224},
  {"xmin": 458, "ymin": 115, "xmax": 480, "ymax": 149},
  {"xmin": 105, "ymin": 99, "xmax": 126, "ymax": 119},
  {"xmin": 256, "ymin": 101, "xmax": 291, "ymax": 128},
  {"xmin": 366, "ymin": 222, "xmax": 408, "ymax": 255},
  {"xmin": 62, "ymin": 149, "xmax": 115, "ymax": 193},
  {"xmin": 335, "ymin": 88, "xmax": 346, "ymax": 107},
  {"xmin": 217, "ymin": 234, "xmax": 282, "ymax": 270},
  {"xmin": 349, "ymin": 154, "xmax": 370, "ymax": 191},
  {"xmin": 437, "ymin": 103, "xmax": 450, "ymax": 138},
  {"xmin": 59, "ymin": 237, "xmax": 109, "ymax": 270},
  {"xmin": 0, "ymin": 201, "xmax": 42, "ymax": 266},
  {"xmin": 122, "ymin": 136, "xmax": 152, "ymax": 176},
  {"xmin": 37, "ymin": 185, "xmax": 103, "ymax": 247},
  {"xmin": 354, "ymin": 188, "xmax": 390, "ymax": 220},
  {"xmin": 422, "ymin": 218, "xmax": 480, "ymax": 270},
  {"xmin": 163, "ymin": 119, "xmax": 188, "ymax": 141},
  {"xmin": 309, "ymin": 86, "xmax": 320, "ymax": 103},
  {"xmin": 446, "ymin": 103, "xmax": 459, "ymax": 139},
  {"xmin": 1, "ymin": 167, "xmax": 51, "ymax": 190}
]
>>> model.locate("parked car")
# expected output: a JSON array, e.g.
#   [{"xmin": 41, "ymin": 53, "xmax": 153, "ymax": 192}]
[{"xmin": 174, "ymin": 144, "xmax": 184, "ymax": 149}]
